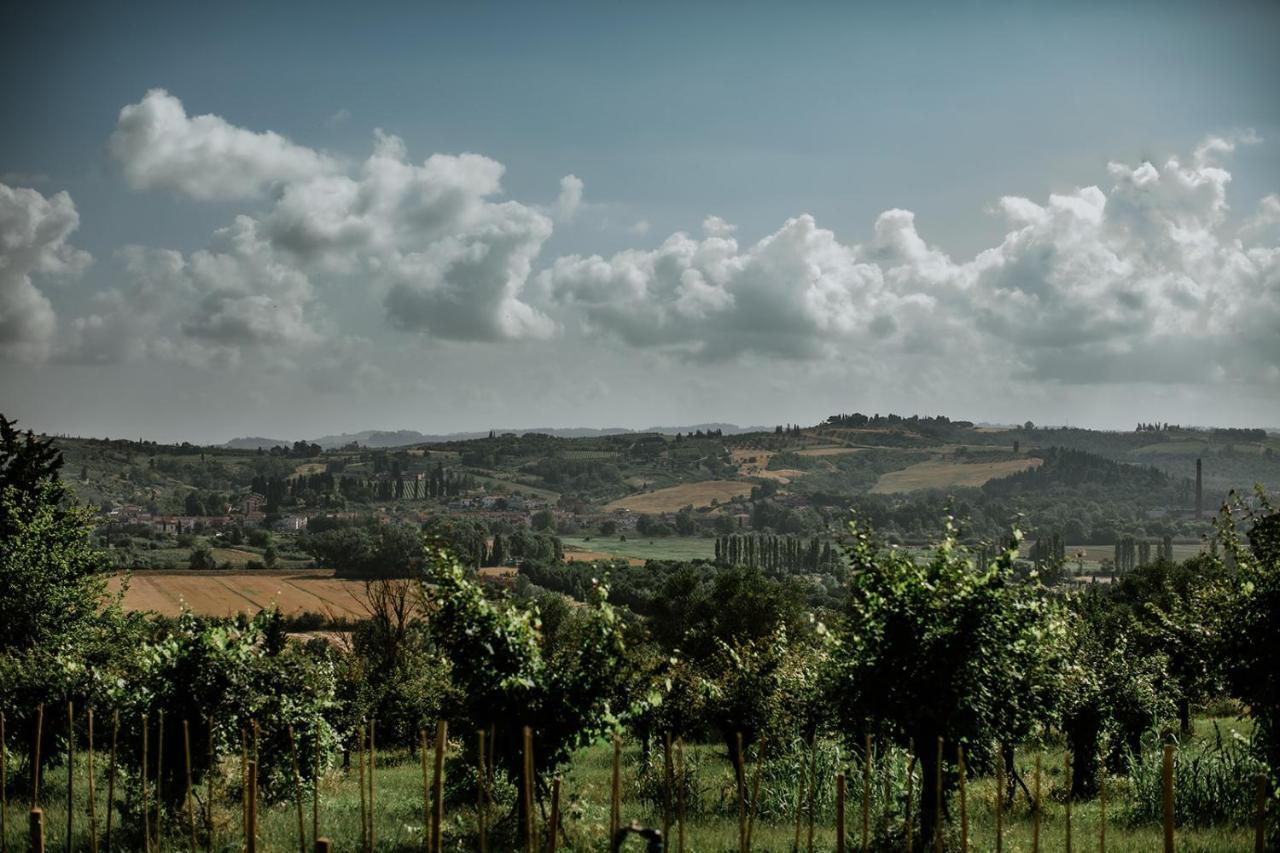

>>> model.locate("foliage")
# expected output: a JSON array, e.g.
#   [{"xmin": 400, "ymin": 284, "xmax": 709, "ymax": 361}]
[{"xmin": 1126, "ymin": 724, "xmax": 1265, "ymax": 827}]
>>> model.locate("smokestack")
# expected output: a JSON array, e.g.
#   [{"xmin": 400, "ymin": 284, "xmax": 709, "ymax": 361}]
[{"xmin": 1195, "ymin": 458, "xmax": 1203, "ymax": 520}]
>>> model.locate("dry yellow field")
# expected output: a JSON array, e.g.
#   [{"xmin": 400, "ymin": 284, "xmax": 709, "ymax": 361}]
[
  {"xmin": 564, "ymin": 549, "xmax": 643, "ymax": 566},
  {"xmin": 604, "ymin": 480, "xmax": 753, "ymax": 513},
  {"xmin": 871, "ymin": 457, "xmax": 1042, "ymax": 494},
  {"xmin": 795, "ymin": 446, "xmax": 863, "ymax": 457},
  {"xmin": 730, "ymin": 448, "xmax": 804, "ymax": 483},
  {"xmin": 107, "ymin": 570, "xmax": 371, "ymax": 619}
]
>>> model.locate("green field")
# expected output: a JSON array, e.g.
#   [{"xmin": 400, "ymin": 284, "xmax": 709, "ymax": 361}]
[{"xmin": 562, "ymin": 535, "xmax": 716, "ymax": 562}]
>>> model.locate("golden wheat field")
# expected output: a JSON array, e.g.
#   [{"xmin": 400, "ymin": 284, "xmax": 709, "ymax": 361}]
[
  {"xmin": 107, "ymin": 570, "xmax": 371, "ymax": 619},
  {"xmin": 871, "ymin": 456, "xmax": 1042, "ymax": 493},
  {"xmin": 603, "ymin": 480, "xmax": 753, "ymax": 512}
]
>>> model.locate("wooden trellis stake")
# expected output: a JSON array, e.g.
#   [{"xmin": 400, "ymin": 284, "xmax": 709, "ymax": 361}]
[
  {"xmin": 311, "ymin": 729, "xmax": 319, "ymax": 853},
  {"xmin": 676, "ymin": 737, "xmax": 686, "ymax": 853},
  {"xmin": 431, "ymin": 721, "xmax": 447, "ymax": 853},
  {"xmin": 1255, "ymin": 773, "xmax": 1268, "ymax": 853},
  {"xmin": 356, "ymin": 726, "xmax": 367, "ymax": 853},
  {"xmin": 1162, "ymin": 744, "xmax": 1174, "ymax": 853},
  {"xmin": 419, "ymin": 729, "xmax": 430, "ymax": 853},
  {"xmin": 30, "ymin": 807, "xmax": 45, "ymax": 853},
  {"xmin": 522, "ymin": 725, "xmax": 535, "ymax": 853},
  {"xmin": 1063, "ymin": 751, "xmax": 1072, "ymax": 853},
  {"xmin": 1032, "ymin": 753, "xmax": 1041, "ymax": 853},
  {"xmin": 88, "ymin": 709, "xmax": 98, "ymax": 853},
  {"xmin": 957, "ymin": 744, "xmax": 967, "ymax": 853},
  {"xmin": 313, "ymin": 840, "xmax": 331, "ymax": 853},
  {"xmin": 1, "ymin": 711, "xmax": 7, "ymax": 853},
  {"xmin": 288, "ymin": 725, "xmax": 306, "ymax": 853},
  {"xmin": 1098, "ymin": 756, "xmax": 1107, "ymax": 853},
  {"xmin": 835, "ymin": 771, "xmax": 846, "ymax": 853},
  {"xmin": 662, "ymin": 733, "xmax": 673, "ymax": 847},
  {"xmin": 933, "ymin": 737, "xmax": 943, "ymax": 853},
  {"xmin": 239, "ymin": 728, "xmax": 249, "ymax": 853},
  {"xmin": 141, "ymin": 715, "xmax": 150, "ymax": 853},
  {"xmin": 66, "ymin": 702, "xmax": 74, "ymax": 853},
  {"xmin": 184, "ymin": 721, "xmax": 197, "ymax": 853},
  {"xmin": 208, "ymin": 722, "xmax": 216, "ymax": 853},
  {"xmin": 735, "ymin": 733, "xmax": 746, "ymax": 853},
  {"xmin": 904, "ymin": 740, "xmax": 915, "ymax": 853},
  {"xmin": 245, "ymin": 760, "xmax": 257, "ymax": 853},
  {"xmin": 32, "ymin": 703, "xmax": 44, "ymax": 808},
  {"xmin": 862, "ymin": 734, "xmax": 871, "ymax": 853},
  {"xmin": 807, "ymin": 734, "xmax": 818, "ymax": 853},
  {"xmin": 156, "ymin": 711, "xmax": 165, "ymax": 851},
  {"xmin": 746, "ymin": 737, "xmax": 766, "ymax": 851},
  {"xmin": 106, "ymin": 712, "xmax": 118, "ymax": 853},
  {"xmin": 994, "ymin": 743, "xmax": 1004, "ymax": 853},
  {"xmin": 368, "ymin": 720, "xmax": 376, "ymax": 853},
  {"xmin": 609, "ymin": 733, "xmax": 621, "ymax": 841},
  {"xmin": 476, "ymin": 730, "xmax": 488, "ymax": 853}
]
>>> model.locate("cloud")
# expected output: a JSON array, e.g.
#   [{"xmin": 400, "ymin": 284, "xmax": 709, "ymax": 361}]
[
  {"xmin": 324, "ymin": 108, "xmax": 351, "ymax": 129},
  {"xmin": 109, "ymin": 89, "xmax": 339, "ymax": 200},
  {"xmin": 554, "ymin": 174, "xmax": 584, "ymax": 223},
  {"xmin": 543, "ymin": 136, "xmax": 1280, "ymax": 388},
  {"xmin": 0, "ymin": 183, "xmax": 91, "ymax": 361}
]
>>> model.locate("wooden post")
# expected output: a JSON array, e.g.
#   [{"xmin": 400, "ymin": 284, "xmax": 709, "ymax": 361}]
[
  {"xmin": 356, "ymin": 726, "xmax": 367, "ymax": 853},
  {"xmin": 609, "ymin": 733, "xmax": 621, "ymax": 841},
  {"xmin": 141, "ymin": 715, "xmax": 150, "ymax": 853},
  {"xmin": 1256, "ymin": 774, "xmax": 1268, "ymax": 853},
  {"xmin": 66, "ymin": 701, "xmax": 74, "ymax": 853},
  {"xmin": 746, "ymin": 737, "xmax": 766, "ymax": 851},
  {"xmin": 240, "ymin": 729, "xmax": 249, "ymax": 853},
  {"xmin": 792, "ymin": 735, "xmax": 804, "ymax": 853},
  {"xmin": 1162, "ymin": 744, "xmax": 1174, "ymax": 853},
  {"xmin": 208, "ymin": 721, "xmax": 215, "ymax": 853},
  {"xmin": 662, "ymin": 733, "xmax": 673, "ymax": 848},
  {"xmin": 288, "ymin": 726, "xmax": 306, "ymax": 853},
  {"xmin": 522, "ymin": 726, "xmax": 535, "ymax": 853},
  {"xmin": 106, "ymin": 711, "xmax": 118, "ymax": 853},
  {"xmin": 676, "ymin": 737, "xmax": 686, "ymax": 853},
  {"xmin": 862, "ymin": 734, "xmax": 871, "ymax": 853},
  {"xmin": 476, "ymin": 730, "xmax": 487, "ymax": 853},
  {"xmin": 957, "ymin": 745, "xmax": 967, "ymax": 853},
  {"xmin": 736, "ymin": 733, "xmax": 746, "ymax": 853},
  {"xmin": 933, "ymin": 737, "xmax": 943, "ymax": 853},
  {"xmin": 419, "ymin": 729, "xmax": 430, "ymax": 853},
  {"xmin": 314, "ymin": 840, "xmax": 331, "ymax": 853},
  {"xmin": 30, "ymin": 807, "xmax": 45, "ymax": 853},
  {"xmin": 1063, "ymin": 751, "xmax": 1072, "ymax": 853},
  {"xmin": 904, "ymin": 742, "xmax": 915, "ymax": 853},
  {"xmin": 1098, "ymin": 756, "xmax": 1107, "ymax": 853},
  {"xmin": 431, "ymin": 721, "xmax": 447, "ymax": 853},
  {"xmin": 807, "ymin": 734, "xmax": 818, "ymax": 853},
  {"xmin": 836, "ymin": 772, "xmax": 846, "ymax": 853},
  {"xmin": 994, "ymin": 744, "xmax": 1003, "ymax": 853},
  {"xmin": 1032, "ymin": 754, "xmax": 1041, "ymax": 853},
  {"xmin": 311, "ymin": 729, "xmax": 319, "ymax": 853},
  {"xmin": 547, "ymin": 776, "xmax": 562, "ymax": 853},
  {"xmin": 1, "ymin": 711, "xmax": 7, "ymax": 853},
  {"xmin": 368, "ymin": 720, "xmax": 376, "ymax": 853},
  {"xmin": 32, "ymin": 703, "xmax": 44, "ymax": 808},
  {"xmin": 88, "ymin": 709, "xmax": 98, "ymax": 853},
  {"xmin": 156, "ymin": 710, "xmax": 165, "ymax": 851},
  {"xmin": 246, "ymin": 760, "xmax": 257, "ymax": 853},
  {"xmin": 183, "ymin": 721, "xmax": 197, "ymax": 853}
]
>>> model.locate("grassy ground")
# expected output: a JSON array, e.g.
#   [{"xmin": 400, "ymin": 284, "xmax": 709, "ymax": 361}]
[
  {"xmin": 562, "ymin": 536, "xmax": 717, "ymax": 562},
  {"xmin": 3, "ymin": 718, "xmax": 1262, "ymax": 851}
]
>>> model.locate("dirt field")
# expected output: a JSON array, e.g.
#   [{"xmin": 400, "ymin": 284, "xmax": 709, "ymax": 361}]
[
  {"xmin": 107, "ymin": 570, "xmax": 371, "ymax": 619},
  {"xmin": 795, "ymin": 446, "xmax": 863, "ymax": 457},
  {"xmin": 871, "ymin": 457, "xmax": 1042, "ymax": 493},
  {"xmin": 563, "ymin": 548, "xmax": 644, "ymax": 566},
  {"xmin": 731, "ymin": 449, "xmax": 804, "ymax": 483},
  {"xmin": 603, "ymin": 480, "xmax": 753, "ymax": 513}
]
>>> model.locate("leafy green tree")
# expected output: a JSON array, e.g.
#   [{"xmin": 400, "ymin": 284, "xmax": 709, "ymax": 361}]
[{"xmin": 826, "ymin": 516, "xmax": 1061, "ymax": 843}]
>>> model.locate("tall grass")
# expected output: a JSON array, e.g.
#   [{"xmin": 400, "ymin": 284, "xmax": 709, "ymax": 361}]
[{"xmin": 1125, "ymin": 723, "xmax": 1264, "ymax": 827}]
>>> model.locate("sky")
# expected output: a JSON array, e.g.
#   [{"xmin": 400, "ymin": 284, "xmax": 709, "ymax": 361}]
[{"xmin": 2, "ymin": 0, "xmax": 1279, "ymax": 443}]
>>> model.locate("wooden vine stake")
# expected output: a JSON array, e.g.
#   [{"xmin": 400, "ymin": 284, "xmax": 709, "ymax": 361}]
[
  {"xmin": 66, "ymin": 701, "xmax": 74, "ymax": 853},
  {"xmin": 156, "ymin": 711, "xmax": 165, "ymax": 851},
  {"xmin": 1063, "ymin": 751, "xmax": 1072, "ymax": 853},
  {"xmin": 994, "ymin": 743, "xmax": 1003, "ymax": 853},
  {"xmin": 356, "ymin": 726, "xmax": 367, "ymax": 853},
  {"xmin": 288, "ymin": 725, "xmax": 306, "ymax": 853},
  {"xmin": 1161, "ymin": 744, "xmax": 1174, "ymax": 853},
  {"xmin": 1255, "ymin": 773, "xmax": 1269, "ymax": 853},
  {"xmin": 609, "ymin": 733, "xmax": 621, "ymax": 841},
  {"xmin": 208, "ymin": 722, "xmax": 216, "ymax": 853},
  {"xmin": 29, "ymin": 807, "xmax": 45, "ymax": 853},
  {"xmin": 184, "ymin": 721, "xmax": 197, "ymax": 853},
  {"xmin": 418, "ymin": 729, "xmax": 430, "ymax": 853},
  {"xmin": 547, "ymin": 776, "xmax": 562, "ymax": 853},
  {"xmin": 835, "ymin": 771, "xmax": 846, "ymax": 853},
  {"xmin": 807, "ymin": 734, "xmax": 818, "ymax": 853},
  {"xmin": 33, "ymin": 703, "xmax": 45, "ymax": 807},
  {"xmin": 676, "ymin": 737, "xmax": 686, "ymax": 853},
  {"xmin": 476, "ymin": 730, "xmax": 487, "ymax": 853},
  {"xmin": 311, "ymin": 729, "xmax": 319, "ymax": 853},
  {"xmin": 239, "ymin": 729, "xmax": 249, "ymax": 853},
  {"xmin": 933, "ymin": 737, "xmax": 943, "ymax": 853},
  {"xmin": 106, "ymin": 712, "xmax": 118, "ymax": 853},
  {"xmin": 735, "ymin": 733, "xmax": 746, "ymax": 853},
  {"xmin": 662, "ymin": 733, "xmax": 673, "ymax": 847},
  {"xmin": 141, "ymin": 715, "xmax": 150, "ymax": 853},
  {"xmin": 904, "ymin": 739, "xmax": 915, "ymax": 853},
  {"xmin": 1032, "ymin": 754, "xmax": 1041, "ymax": 853},
  {"xmin": 431, "ymin": 721, "xmax": 447, "ymax": 853},
  {"xmin": 245, "ymin": 760, "xmax": 257, "ymax": 853},
  {"xmin": 367, "ymin": 720, "xmax": 376, "ymax": 853},
  {"xmin": 1098, "ymin": 756, "xmax": 1107, "ymax": 853},
  {"xmin": 522, "ymin": 725, "xmax": 535, "ymax": 853},
  {"xmin": 88, "ymin": 709, "xmax": 98, "ymax": 853},
  {"xmin": 862, "ymin": 734, "xmax": 871, "ymax": 853},
  {"xmin": 957, "ymin": 744, "xmax": 967, "ymax": 853},
  {"xmin": 1, "ymin": 711, "xmax": 8, "ymax": 853}
]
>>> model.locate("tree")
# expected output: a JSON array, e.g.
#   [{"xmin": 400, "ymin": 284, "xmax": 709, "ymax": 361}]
[
  {"xmin": 263, "ymin": 543, "xmax": 279, "ymax": 568},
  {"xmin": 826, "ymin": 516, "xmax": 1062, "ymax": 843}
]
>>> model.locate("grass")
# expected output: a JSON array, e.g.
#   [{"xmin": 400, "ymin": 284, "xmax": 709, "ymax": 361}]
[
  {"xmin": 870, "ymin": 456, "xmax": 1042, "ymax": 494},
  {"xmin": 562, "ymin": 536, "xmax": 716, "ymax": 562},
  {"xmin": 4, "ymin": 718, "xmax": 1263, "ymax": 851}
]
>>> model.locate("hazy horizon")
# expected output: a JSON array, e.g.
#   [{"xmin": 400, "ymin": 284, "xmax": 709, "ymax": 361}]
[{"xmin": 4, "ymin": 1, "xmax": 1280, "ymax": 443}]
